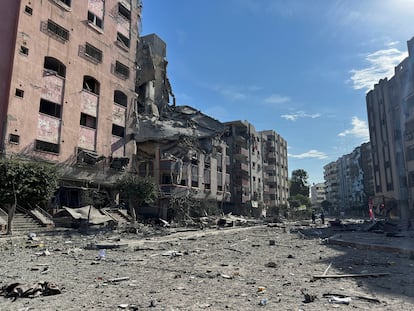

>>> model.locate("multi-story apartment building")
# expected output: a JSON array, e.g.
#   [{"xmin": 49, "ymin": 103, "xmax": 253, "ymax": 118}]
[
  {"xmin": 310, "ymin": 183, "xmax": 326, "ymax": 207},
  {"xmin": 0, "ymin": 0, "xmax": 142, "ymax": 206},
  {"xmin": 366, "ymin": 36, "xmax": 414, "ymax": 227},
  {"xmin": 223, "ymin": 122, "xmax": 288, "ymax": 216},
  {"xmin": 224, "ymin": 121, "xmax": 260, "ymax": 215},
  {"xmin": 324, "ymin": 143, "xmax": 374, "ymax": 214},
  {"xmin": 261, "ymin": 130, "xmax": 289, "ymax": 209},
  {"xmin": 323, "ymin": 161, "xmax": 339, "ymax": 207}
]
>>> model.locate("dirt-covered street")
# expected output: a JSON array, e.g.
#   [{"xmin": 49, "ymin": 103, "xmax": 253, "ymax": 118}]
[{"xmin": 1, "ymin": 222, "xmax": 414, "ymax": 310}]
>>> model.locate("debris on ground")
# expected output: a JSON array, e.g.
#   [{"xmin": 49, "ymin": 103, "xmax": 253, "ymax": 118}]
[{"xmin": 0, "ymin": 282, "xmax": 61, "ymax": 300}]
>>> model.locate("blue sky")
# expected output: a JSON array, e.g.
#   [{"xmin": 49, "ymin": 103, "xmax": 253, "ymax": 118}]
[{"xmin": 141, "ymin": 0, "xmax": 413, "ymax": 185}]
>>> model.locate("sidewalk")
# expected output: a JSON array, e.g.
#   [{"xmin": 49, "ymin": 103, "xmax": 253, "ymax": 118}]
[{"xmin": 329, "ymin": 231, "xmax": 414, "ymax": 254}]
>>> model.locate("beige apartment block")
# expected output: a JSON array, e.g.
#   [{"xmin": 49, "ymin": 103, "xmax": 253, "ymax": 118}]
[{"xmin": 0, "ymin": 0, "xmax": 141, "ymax": 195}]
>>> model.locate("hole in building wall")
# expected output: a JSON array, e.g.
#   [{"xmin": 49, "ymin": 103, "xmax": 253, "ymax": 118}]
[
  {"xmin": 15, "ymin": 89, "xmax": 24, "ymax": 98},
  {"xmin": 24, "ymin": 6, "xmax": 33, "ymax": 15},
  {"xmin": 20, "ymin": 46, "xmax": 29, "ymax": 55},
  {"xmin": 9, "ymin": 134, "xmax": 20, "ymax": 144}
]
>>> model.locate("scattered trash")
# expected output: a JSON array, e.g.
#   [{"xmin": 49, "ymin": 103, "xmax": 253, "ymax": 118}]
[
  {"xmin": 301, "ymin": 289, "xmax": 316, "ymax": 303},
  {"xmin": 220, "ymin": 274, "xmax": 232, "ymax": 279},
  {"xmin": 97, "ymin": 249, "xmax": 106, "ymax": 260},
  {"xmin": 118, "ymin": 304, "xmax": 129, "ymax": 309},
  {"xmin": 328, "ymin": 296, "xmax": 352, "ymax": 304},
  {"xmin": 35, "ymin": 249, "xmax": 50, "ymax": 256},
  {"xmin": 269, "ymin": 240, "xmax": 275, "ymax": 245},
  {"xmin": 0, "ymin": 282, "xmax": 61, "ymax": 300},
  {"xmin": 108, "ymin": 277, "xmax": 130, "ymax": 283},
  {"xmin": 257, "ymin": 286, "xmax": 266, "ymax": 292},
  {"xmin": 313, "ymin": 272, "xmax": 389, "ymax": 279},
  {"xmin": 162, "ymin": 250, "xmax": 183, "ymax": 257},
  {"xmin": 265, "ymin": 262, "xmax": 277, "ymax": 268},
  {"xmin": 159, "ymin": 218, "xmax": 170, "ymax": 227},
  {"xmin": 28, "ymin": 233, "xmax": 38, "ymax": 241},
  {"xmin": 118, "ymin": 304, "xmax": 138, "ymax": 310},
  {"xmin": 259, "ymin": 298, "xmax": 268, "ymax": 306},
  {"xmin": 323, "ymin": 293, "xmax": 380, "ymax": 304}
]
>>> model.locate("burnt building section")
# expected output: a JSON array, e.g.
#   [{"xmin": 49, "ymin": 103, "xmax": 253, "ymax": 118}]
[
  {"xmin": 0, "ymin": 0, "xmax": 142, "ymax": 206},
  {"xmin": 223, "ymin": 122, "xmax": 289, "ymax": 217},
  {"xmin": 133, "ymin": 34, "xmax": 229, "ymax": 218},
  {"xmin": 261, "ymin": 130, "xmax": 289, "ymax": 210}
]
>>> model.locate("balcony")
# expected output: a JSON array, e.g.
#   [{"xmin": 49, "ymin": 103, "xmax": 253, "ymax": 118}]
[
  {"xmin": 266, "ymin": 176, "xmax": 277, "ymax": 185},
  {"xmin": 234, "ymin": 147, "xmax": 249, "ymax": 157},
  {"xmin": 234, "ymin": 161, "xmax": 248, "ymax": 172}
]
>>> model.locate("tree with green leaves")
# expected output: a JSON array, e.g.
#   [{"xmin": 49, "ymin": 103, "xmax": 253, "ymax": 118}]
[
  {"xmin": 290, "ymin": 169, "xmax": 310, "ymax": 197},
  {"xmin": 288, "ymin": 169, "xmax": 311, "ymax": 213},
  {"xmin": 0, "ymin": 159, "xmax": 60, "ymax": 235},
  {"xmin": 115, "ymin": 174, "xmax": 159, "ymax": 223}
]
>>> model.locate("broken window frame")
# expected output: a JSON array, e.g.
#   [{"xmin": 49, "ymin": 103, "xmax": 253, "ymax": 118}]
[
  {"xmin": 39, "ymin": 99, "xmax": 62, "ymax": 119},
  {"xmin": 44, "ymin": 57, "xmax": 66, "ymax": 77},
  {"xmin": 114, "ymin": 61, "xmax": 130, "ymax": 79},
  {"xmin": 85, "ymin": 43, "xmax": 103, "ymax": 63},
  {"xmin": 112, "ymin": 124, "xmax": 125, "ymax": 137},
  {"xmin": 50, "ymin": 0, "xmax": 72, "ymax": 11},
  {"xmin": 80, "ymin": 113, "xmax": 97, "ymax": 129},
  {"xmin": 46, "ymin": 19, "xmax": 69, "ymax": 42},
  {"xmin": 82, "ymin": 75, "xmax": 100, "ymax": 95},
  {"xmin": 87, "ymin": 11, "xmax": 103, "ymax": 29},
  {"xmin": 114, "ymin": 90, "xmax": 127, "ymax": 107},
  {"xmin": 116, "ymin": 32, "xmax": 130, "ymax": 49},
  {"xmin": 118, "ymin": 3, "xmax": 131, "ymax": 21},
  {"xmin": 35, "ymin": 139, "xmax": 60, "ymax": 154}
]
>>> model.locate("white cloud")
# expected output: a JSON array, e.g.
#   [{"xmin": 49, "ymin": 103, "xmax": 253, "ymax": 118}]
[
  {"xmin": 350, "ymin": 47, "xmax": 408, "ymax": 92},
  {"xmin": 212, "ymin": 84, "xmax": 261, "ymax": 101},
  {"xmin": 386, "ymin": 41, "xmax": 399, "ymax": 47},
  {"xmin": 220, "ymin": 88, "xmax": 246, "ymax": 101},
  {"xmin": 338, "ymin": 116, "xmax": 369, "ymax": 141},
  {"xmin": 288, "ymin": 150, "xmax": 328, "ymax": 160},
  {"xmin": 281, "ymin": 111, "xmax": 321, "ymax": 121},
  {"xmin": 264, "ymin": 94, "xmax": 291, "ymax": 104}
]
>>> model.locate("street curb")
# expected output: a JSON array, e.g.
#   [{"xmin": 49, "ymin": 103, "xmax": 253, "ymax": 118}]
[{"xmin": 328, "ymin": 234, "xmax": 414, "ymax": 255}]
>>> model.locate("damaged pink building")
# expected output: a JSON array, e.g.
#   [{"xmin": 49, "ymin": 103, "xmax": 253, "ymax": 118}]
[{"xmin": 0, "ymin": 0, "xmax": 141, "ymax": 205}]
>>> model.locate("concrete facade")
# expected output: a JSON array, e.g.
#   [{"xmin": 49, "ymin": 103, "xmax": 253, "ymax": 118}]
[
  {"xmin": 366, "ymin": 36, "xmax": 414, "ymax": 226},
  {"xmin": 261, "ymin": 130, "xmax": 289, "ymax": 209},
  {"xmin": 324, "ymin": 143, "xmax": 374, "ymax": 214},
  {"xmin": 310, "ymin": 182, "xmax": 326, "ymax": 207},
  {"xmin": 323, "ymin": 161, "xmax": 339, "ymax": 207},
  {"xmin": 0, "ymin": 0, "xmax": 141, "ymax": 189},
  {"xmin": 224, "ymin": 122, "xmax": 289, "ymax": 216}
]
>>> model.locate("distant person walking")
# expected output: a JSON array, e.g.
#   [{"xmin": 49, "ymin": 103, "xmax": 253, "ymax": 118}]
[
  {"xmin": 311, "ymin": 211, "xmax": 316, "ymax": 224},
  {"xmin": 320, "ymin": 212, "xmax": 325, "ymax": 224}
]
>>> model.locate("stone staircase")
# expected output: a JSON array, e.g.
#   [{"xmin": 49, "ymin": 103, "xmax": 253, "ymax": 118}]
[
  {"xmin": 102, "ymin": 208, "xmax": 132, "ymax": 225},
  {"xmin": 10, "ymin": 211, "xmax": 48, "ymax": 234}
]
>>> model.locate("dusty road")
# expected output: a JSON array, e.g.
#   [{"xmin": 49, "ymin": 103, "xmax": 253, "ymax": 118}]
[{"xmin": 1, "ymin": 223, "xmax": 414, "ymax": 310}]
